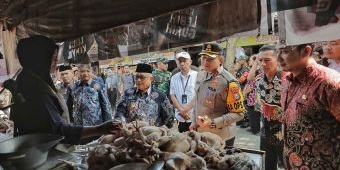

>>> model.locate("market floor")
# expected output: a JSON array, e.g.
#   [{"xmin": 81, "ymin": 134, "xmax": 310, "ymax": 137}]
[
  {"xmin": 235, "ymin": 126, "xmax": 284, "ymax": 170},
  {"xmin": 234, "ymin": 126, "xmax": 260, "ymax": 150}
]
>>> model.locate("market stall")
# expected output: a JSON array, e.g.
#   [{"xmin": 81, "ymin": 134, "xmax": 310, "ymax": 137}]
[
  {"xmin": 0, "ymin": 0, "xmax": 339, "ymax": 170},
  {"xmin": 0, "ymin": 121, "xmax": 265, "ymax": 170}
]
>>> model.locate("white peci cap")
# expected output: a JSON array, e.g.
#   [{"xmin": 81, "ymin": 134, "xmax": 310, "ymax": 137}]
[{"xmin": 176, "ymin": 51, "xmax": 191, "ymax": 60}]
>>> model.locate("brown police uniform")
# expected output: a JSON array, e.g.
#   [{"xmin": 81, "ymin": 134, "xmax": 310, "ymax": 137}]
[{"xmin": 192, "ymin": 43, "xmax": 245, "ymax": 142}]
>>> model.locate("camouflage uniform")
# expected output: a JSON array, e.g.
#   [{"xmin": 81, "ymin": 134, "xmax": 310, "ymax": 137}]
[{"xmin": 152, "ymin": 69, "xmax": 171, "ymax": 96}]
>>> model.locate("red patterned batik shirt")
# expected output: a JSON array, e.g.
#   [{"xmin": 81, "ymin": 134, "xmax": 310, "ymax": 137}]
[
  {"xmin": 282, "ymin": 62, "xmax": 340, "ymax": 170},
  {"xmin": 255, "ymin": 70, "xmax": 289, "ymax": 145}
]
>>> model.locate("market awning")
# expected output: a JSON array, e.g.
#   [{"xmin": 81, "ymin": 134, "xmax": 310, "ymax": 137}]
[{"xmin": 0, "ymin": 0, "xmax": 218, "ymax": 41}]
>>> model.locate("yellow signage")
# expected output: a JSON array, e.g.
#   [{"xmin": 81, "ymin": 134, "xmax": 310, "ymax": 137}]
[{"xmin": 236, "ymin": 35, "xmax": 278, "ymax": 47}]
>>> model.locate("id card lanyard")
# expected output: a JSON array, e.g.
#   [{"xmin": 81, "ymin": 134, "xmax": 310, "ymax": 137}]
[
  {"xmin": 180, "ymin": 75, "xmax": 190, "ymax": 95},
  {"xmin": 180, "ymin": 74, "xmax": 190, "ymax": 122}
]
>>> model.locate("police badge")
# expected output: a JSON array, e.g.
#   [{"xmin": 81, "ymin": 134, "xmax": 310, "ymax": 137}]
[{"xmin": 233, "ymin": 93, "xmax": 240, "ymax": 100}]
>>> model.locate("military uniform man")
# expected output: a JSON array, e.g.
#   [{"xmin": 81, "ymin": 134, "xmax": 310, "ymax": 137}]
[
  {"xmin": 190, "ymin": 43, "xmax": 245, "ymax": 147},
  {"xmin": 152, "ymin": 57, "xmax": 171, "ymax": 96}
]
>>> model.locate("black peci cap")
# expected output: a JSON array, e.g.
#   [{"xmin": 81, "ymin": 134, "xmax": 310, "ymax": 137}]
[
  {"xmin": 58, "ymin": 65, "xmax": 72, "ymax": 72},
  {"xmin": 136, "ymin": 63, "xmax": 153, "ymax": 74}
]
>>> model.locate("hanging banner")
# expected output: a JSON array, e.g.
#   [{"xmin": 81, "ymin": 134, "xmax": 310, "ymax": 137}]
[
  {"xmin": 127, "ymin": 0, "xmax": 260, "ymax": 55},
  {"xmin": 278, "ymin": 0, "xmax": 340, "ymax": 46},
  {"xmin": 61, "ymin": 35, "xmax": 93, "ymax": 64},
  {"xmin": 87, "ymin": 38, "xmax": 99, "ymax": 62},
  {"xmin": 61, "ymin": 0, "xmax": 260, "ymax": 63}
]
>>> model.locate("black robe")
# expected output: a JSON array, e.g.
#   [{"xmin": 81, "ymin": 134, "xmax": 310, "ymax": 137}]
[{"xmin": 10, "ymin": 35, "xmax": 83, "ymax": 144}]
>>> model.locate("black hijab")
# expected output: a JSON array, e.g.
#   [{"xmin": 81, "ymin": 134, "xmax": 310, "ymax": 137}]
[{"xmin": 16, "ymin": 35, "xmax": 58, "ymax": 91}]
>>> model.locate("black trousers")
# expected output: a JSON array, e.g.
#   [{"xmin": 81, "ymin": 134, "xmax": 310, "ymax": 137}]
[
  {"xmin": 237, "ymin": 102, "xmax": 249, "ymax": 126},
  {"xmin": 178, "ymin": 122, "xmax": 191, "ymax": 133},
  {"xmin": 260, "ymin": 137, "xmax": 283, "ymax": 170},
  {"xmin": 247, "ymin": 106, "xmax": 261, "ymax": 133},
  {"xmin": 107, "ymin": 88, "xmax": 119, "ymax": 113}
]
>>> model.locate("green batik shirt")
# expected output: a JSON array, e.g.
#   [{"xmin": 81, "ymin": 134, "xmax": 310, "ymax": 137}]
[{"xmin": 152, "ymin": 69, "xmax": 171, "ymax": 95}]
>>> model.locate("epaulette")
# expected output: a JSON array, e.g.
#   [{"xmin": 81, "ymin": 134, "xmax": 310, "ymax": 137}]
[{"xmin": 220, "ymin": 69, "xmax": 238, "ymax": 83}]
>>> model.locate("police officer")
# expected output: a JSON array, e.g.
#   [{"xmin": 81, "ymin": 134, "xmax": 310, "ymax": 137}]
[{"xmin": 190, "ymin": 43, "xmax": 245, "ymax": 147}]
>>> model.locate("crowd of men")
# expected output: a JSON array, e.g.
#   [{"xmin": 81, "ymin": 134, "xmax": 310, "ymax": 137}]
[{"xmin": 5, "ymin": 35, "xmax": 340, "ymax": 170}]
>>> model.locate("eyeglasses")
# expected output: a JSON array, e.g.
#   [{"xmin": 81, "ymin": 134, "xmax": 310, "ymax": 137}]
[{"xmin": 135, "ymin": 74, "xmax": 150, "ymax": 81}]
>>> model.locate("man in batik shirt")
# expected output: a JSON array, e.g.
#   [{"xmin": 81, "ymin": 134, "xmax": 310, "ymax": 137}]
[
  {"xmin": 56, "ymin": 65, "xmax": 75, "ymax": 102},
  {"xmin": 235, "ymin": 55, "xmax": 250, "ymax": 90},
  {"xmin": 255, "ymin": 45, "xmax": 289, "ymax": 170},
  {"xmin": 278, "ymin": 43, "xmax": 340, "ymax": 170},
  {"xmin": 55, "ymin": 65, "xmax": 76, "ymax": 123},
  {"xmin": 67, "ymin": 64, "xmax": 112, "ymax": 126},
  {"xmin": 115, "ymin": 63, "xmax": 174, "ymax": 127},
  {"xmin": 152, "ymin": 57, "xmax": 171, "ymax": 96},
  {"xmin": 243, "ymin": 54, "xmax": 261, "ymax": 134},
  {"xmin": 235, "ymin": 55, "xmax": 250, "ymax": 128}
]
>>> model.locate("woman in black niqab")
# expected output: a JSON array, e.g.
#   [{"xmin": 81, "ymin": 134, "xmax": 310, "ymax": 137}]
[
  {"xmin": 10, "ymin": 35, "xmax": 85, "ymax": 144},
  {"xmin": 16, "ymin": 35, "xmax": 58, "ymax": 91},
  {"xmin": 10, "ymin": 35, "xmax": 120, "ymax": 144}
]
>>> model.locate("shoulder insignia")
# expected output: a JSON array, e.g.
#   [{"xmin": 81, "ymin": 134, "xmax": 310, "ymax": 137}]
[
  {"xmin": 226, "ymin": 81, "xmax": 245, "ymax": 113},
  {"xmin": 220, "ymin": 69, "xmax": 237, "ymax": 82}
]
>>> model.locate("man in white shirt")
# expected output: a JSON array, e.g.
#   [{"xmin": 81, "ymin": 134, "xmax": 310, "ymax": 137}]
[{"xmin": 170, "ymin": 52, "xmax": 198, "ymax": 132}]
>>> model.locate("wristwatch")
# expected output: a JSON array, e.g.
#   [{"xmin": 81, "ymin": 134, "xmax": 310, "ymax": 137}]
[{"xmin": 210, "ymin": 119, "xmax": 216, "ymax": 128}]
